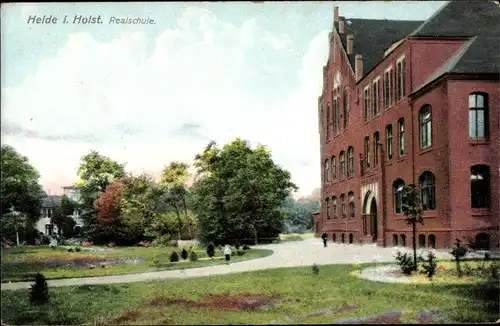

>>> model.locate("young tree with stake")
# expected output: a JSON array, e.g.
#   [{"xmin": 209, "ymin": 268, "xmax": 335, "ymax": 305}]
[{"xmin": 401, "ymin": 184, "xmax": 424, "ymax": 271}]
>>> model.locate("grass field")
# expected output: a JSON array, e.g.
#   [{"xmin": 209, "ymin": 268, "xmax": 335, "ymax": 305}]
[
  {"xmin": 279, "ymin": 233, "xmax": 315, "ymax": 242},
  {"xmin": 1, "ymin": 245, "xmax": 272, "ymax": 283},
  {"xmin": 1, "ymin": 263, "xmax": 497, "ymax": 325}
]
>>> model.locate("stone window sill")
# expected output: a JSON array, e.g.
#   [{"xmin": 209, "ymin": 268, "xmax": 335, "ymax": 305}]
[
  {"xmin": 422, "ymin": 210, "xmax": 437, "ymax": 218},
  {"xmin": 471, "ymin": 208, "xmax": 491, "ymax": 216},
  {"xmin": 469, "ymin": 138, "xmax": 490, "ymax": 145}
]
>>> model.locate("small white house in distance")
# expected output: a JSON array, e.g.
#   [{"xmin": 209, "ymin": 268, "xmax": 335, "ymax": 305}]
[{"xmin": 35, "ymin": 186, "xmax": 84, "ymax": 236}]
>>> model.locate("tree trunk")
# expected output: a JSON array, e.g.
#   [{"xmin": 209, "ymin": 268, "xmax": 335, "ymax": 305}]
[
  {"xmin": 15, "ymin": 228, "xmax": 20, "ymax": 246},
  {"xmin": 175, "ymin": 206, "xmax": 182, "ymax": 241},
  {"xmin": 412, "ymin": 220, "xmax": 417, "ymax": 270}
]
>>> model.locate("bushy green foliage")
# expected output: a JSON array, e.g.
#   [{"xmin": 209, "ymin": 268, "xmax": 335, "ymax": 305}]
[
  {"xmin": 237, "ymin": 250, "xmax": 245, "ymax": 256},
  {"xmin": 29, "ymin": 273, "xmax": 49, "ymax": 305},
  {"xmin": 189, "ymin": 251, "xmax": 198, "ymax": 262},
  {"xmin": 312, "ymin": 264, "xmax": 319, "ymax": 275},
  {"xmin": 75, "ymin": 247, "xmax": 81, "ymax": 252},
  {"xmin": 242, "ymin": 244, "xmax": 250, "ymax": 250},
  {"xmin": 181, "ymin": 248, "xmax": 189, "ymax": 260},
  {"xmin": 281, "ymin": 196, "xmax": 319, "ymax": 233},
  {"xmin": 169, "ymin": 251, "xmax": 179, "ymax": 262},
  {"xmin": 206, "ymin": 242, "xmax": 215, "ymax": 258},
  {"xmin": 421, "ymin": 251, "xmax": 438, "ymax": 279},
  {"xmin": 395, "ymin": 251, "xmax": 416, "ymax": 275}
]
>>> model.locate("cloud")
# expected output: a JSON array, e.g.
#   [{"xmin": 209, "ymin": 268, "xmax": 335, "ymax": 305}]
[{"xmin": 2, "ymin": 6, "xmax": 328, "ymax": 197}]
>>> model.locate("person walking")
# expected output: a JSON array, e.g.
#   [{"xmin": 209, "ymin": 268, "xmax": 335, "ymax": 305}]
[
  {"xmin": 321, "ymin": 233, "xmax": 328, "ymax": 248},
  {"xmin": 224, "ymin": 244, "xmax": 232, "ymax": 264}
]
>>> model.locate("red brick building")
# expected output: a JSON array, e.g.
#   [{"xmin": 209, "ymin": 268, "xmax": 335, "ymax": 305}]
[{"xmin": 314, "ymin": 0, "xmax": 499, "ymax": 249}]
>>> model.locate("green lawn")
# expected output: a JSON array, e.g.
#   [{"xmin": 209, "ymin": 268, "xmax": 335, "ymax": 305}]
[
  {"xmin": 279, "ymin": 233, "xmax": 315, "ymax": 242},
  {"xmin": 1, "ymin": 263, "xmax": 498, "ymax": 325},
  {"xmin": 1, "ymin": 245, "xmax": 272, "ymax": 283}
]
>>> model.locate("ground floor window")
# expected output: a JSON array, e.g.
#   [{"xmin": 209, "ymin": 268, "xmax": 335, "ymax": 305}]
[
  {"xmin": 45, "ymin": 224, "xmax": 54, "ymax": 236},
  {"xmin": 428, "ymin": 234, "xmax": 436, "ymax": 248},
  {"xmin": 418, "ymin": 234, "xmax": 426, "ymax": 248},
  {"xmin": 400, "ymin": 234, "xmax": 406, "ymax": 247},
  {"xmin": 332, "ymin": 233, "xmax": 336, "ymax": 242},
  {"xmin": 341, "ymin": 233, "xmax": 345, "ymax": 243},
  {"xmin": 349, "ymin": 233, "xmax": 353, "ymax": 244},
  {"xmin": 393, "ymin": 234, "xmax": 398, "ymax": 246}
]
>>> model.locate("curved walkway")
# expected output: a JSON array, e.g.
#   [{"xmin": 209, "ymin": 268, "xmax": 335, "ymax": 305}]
[{"xmin": 0, "ymin": 239, "xmax": 452, "ymax": 291}]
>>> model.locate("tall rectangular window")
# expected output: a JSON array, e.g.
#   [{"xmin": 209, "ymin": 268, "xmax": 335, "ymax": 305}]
[
  {"xmin": 363, "ymin": 87, "xmax": 371, "ymax": 121},
  {"xmin": 373, "ymin": 131, "xmax": 380, "ymax": 166},
  {"xmin": 373, "ymin": 78, "xmax": 380, "ymax": 116},
  {"xmin": 469, "ymin": 93, "xmax": 488, "ymax": 138},
  {"xmin": 396, "ymin": 57, "xmax": 406, "ymax": 100},
  {"xmin": 398, "ymin": 119, "xmax": 406, "ymax": 156},
  {"xmin": 326, "ymin": 104, "xmax": 331, "ymax": 140},
  {"xmin": 364, "ymin": 136, "xmax": 370, "ymax": 169},
  {"xmin": 343, "ymin": 88, "xmax": 348, "ymax": 128},
  {"xmin": 386, "ymin": 124, "xmax": 393, "ymax": 160},
  {"xmin": 384, "ymin": 67, "xmax": 394, "ymax": 108}
]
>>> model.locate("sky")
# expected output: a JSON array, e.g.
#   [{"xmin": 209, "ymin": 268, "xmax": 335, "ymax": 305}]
[{"xmin": 1, "ymin": 1, "xmax": 446, "ymax": 198}]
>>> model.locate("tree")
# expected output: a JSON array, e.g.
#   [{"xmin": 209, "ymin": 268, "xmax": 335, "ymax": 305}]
[
  {"xmin": 401, "ymin": 184, "xmax": 424, "ymax": 271},
  {"xmin": 76, "ymin": 151, "xmax": 125, "ymax": 232},
  {"xmin": 192, "ymin": 138, "xmax": 297, "ymax": 246},
  {"xmin": 1, "ymin": 145, "xmax": 45, "ymax": 244},
  {"xmin": 51, "ymin": 195, "xmax": 78, "ymax": 237},
  {"xmin": 281, "ymin": 196, "xmax": 320, "ymax": 234},
  {"xmin": 92, "ymin": 179, "xmax": 126, "ymax": 244},
  {"xmin": 160, "ymin": 162, "xmax": 190, "ymax": 240}
]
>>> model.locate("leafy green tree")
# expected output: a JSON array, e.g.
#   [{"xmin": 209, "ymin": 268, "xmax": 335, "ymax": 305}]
[
  {"xmin": 401, "ymin": 184, "xmax": 424, "ymax": 271},
  {"xmin": 1, "ymin": 145, "xmax": 45, "ymax": 244},
  {"xmin": 192, "ymin": 138, "xmax": 297, "ymax": 246},
  {"xmin": 281, "ymin": 196, "xmax": 320, "ymax": 233},
  {"xmin": 51, "ymin": 195, "xmax": 78, "ymax": 237}
]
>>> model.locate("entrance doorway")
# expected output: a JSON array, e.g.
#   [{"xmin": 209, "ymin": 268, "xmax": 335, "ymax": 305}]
[{"xmin": 370, "ymin": 199, "xmax": 378, "ymax": 241}]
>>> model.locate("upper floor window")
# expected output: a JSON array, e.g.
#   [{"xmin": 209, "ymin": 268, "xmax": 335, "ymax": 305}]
[
  {"xmin": 386, "ymin": 124, "xmax": 393, "ymax": 160},
  {"xmin": 348, "ymin": 192, "xmax": 355, "ymax": 217},
  {"xmin": 396, "ymin": 57, "xmax": 406, "ymax": 100},
  {"xmin": 364, "ymin": 136, "xmax": 371, "ymax": 169},
  {"xmin": 343, "ymin": 88, "xmax": 349, "ymax": 128},
  {"xmin": 340, "ymin": 194, "xmax": 346, "ymax": 218},
  {"xmin": 332, "ymin": 197, "xmax": 338, "ymax": 218},
  {"xmin": 363, "ymin": 87, "xmax": 371, "ymax": 121},
  {"xmin": 334, "ymin": 95, "xmax": 341, "ymax": 135},
  {"xmin": 469, "ymin": 93, "xmax": 489, "ymax": 139},
  {"xmin": 319, "ymin": 103, "xmax": 325, "ymax": 138},
  {"xmin": 331, "ymin": 156, "xmax": 337, "ymax": 180},
  {"xmin": 326, "ymin": 198, "xmax": 331, "ymax": 219},
  {"xmin": 384, "ymin": 67, "xmax": 394, "ymax": 108},
  {"xmin": 471, "ymin": 165, "xmax": 490, "ymax": 208},
  {"xmin": 324, "ymin": 159, "xmax": 330, "ymax": 182},
  {"xmin": 393, "ymin": 179, "xmax": 405, "ymax": 214},
  {"xmin": 347, "ymin": 147, "xmax": 354, "ymax": 176},
  {"xmin": 326, "ymin": 104, "xmax": 331, "ymax": 140},
  {"xmin": 373, "ymin": 78, "xmax": 381, "ymax": 116},
  {"xmin": 419, "ymin": 105, "xmax": 432, "ymax": 149},
  {"xmin": 340, "ymin": 151, "xmax": 346, "ymax": 178},
  {"xmin": 373, "ymin": 131, "xmax": 380, "ymax": 166},
  {"xmin": 398, "ymin": 118, "xmax": 406, "ymax": 156},
  {"xmin": 419, "ymin": 171, "xmax": 436, "ymax": 210}
]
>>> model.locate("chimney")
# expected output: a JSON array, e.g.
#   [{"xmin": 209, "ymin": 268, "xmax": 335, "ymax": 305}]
[
  {"xmin": 347, "ymin": 34, "xmax": 354, "ymax": 54},
  {"xmin": 334, "ymin": 6, "xmax": 339, "ymax": 23},
  {"xmin": 339, "ymin": 16, "xmax": 345, "ymax": 35},
  {"xmin": 355, "ymin": 54, "xmax": 363, "ymax": 82}
]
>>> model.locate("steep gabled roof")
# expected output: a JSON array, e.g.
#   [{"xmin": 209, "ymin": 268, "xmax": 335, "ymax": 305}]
[
  {"xmin": 338, "ymin": 19, "xmax": 423, "ymax": 77},
  {"xmin": 409, "ymin": 0, "xmax": 500, "ymax": 74}
]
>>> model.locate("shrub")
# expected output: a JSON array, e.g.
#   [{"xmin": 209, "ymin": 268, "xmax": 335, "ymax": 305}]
[
  {"xmin": 181, "ymin": 248, "xmax": 189, "ymax": 260},
  {"xmin": 395, "ymin": 251, "xmax": 415, "ymax": 275},
  {"xmin": 421, "ymin": 251, "xmax": 438, "ymax": 280},
  {"xmin": 235, "ymin": 243, "xmax": 241, "ymax": 250},
  {"xmin": 485, "ymin": 252, "xmax": 491, "ymax": 260},
  {"xmin": 169, "ymin": 251, "xmax": 179, "ymax": 262},
  {"xmin": 75, "ymin": 247, "xmax": 81, "ymax": 252},
  {"xmin": 450, "ymin": 239, "xmax": 468, "ymax": 277},
  {"xmin": 206, "ymin": 242, "xmax": 215, "ymax": 258},
  {"xmin": 30, "ymin": 273, "xmax": 49, "ymax": 305},
  {"xmin": 189, "ymin": 251, "xmax": 198, "ymax": 262},
  {"xmin": 242, "ymin": 244, "xmax": 250, "ymax": 250},
  {"xmin": 152, "ymin": 235, "xmax": 170, "ymax": 247},
  {"xmin": 237, "ymin": 250, "xmax": 245, "ymax": 256},
  {"xmin": 312, "ymin": 264, "xmax": 319, "ymax": 275},
  {"xmin": 67, "ymin": 248, "xmax": 73, "ymax": 252},
  {"xmin": 150, "ymin": 255, "xmax": 161, "ymax": 267},
  {"xmin": 107, "ymin": 241, "xmax": 116, "ymax": 248}
]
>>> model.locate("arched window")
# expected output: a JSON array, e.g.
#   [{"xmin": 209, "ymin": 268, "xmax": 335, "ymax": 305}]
[
  {"xmin": 340, "ymin": 194, "xmax": 346, "ymax": 218},
  {"xmin": 386, "ymin": 124, "xmax": 393, "ymax": 160},
  {"xmin": 469, "ymin": 93, "xmax": 489, "ymax": 139},
  {"xmin": 340, "ymin": 151, "xmax": 346, "ymax": 177},
  {"xmin": 398, "ymin": 118, "xmax": 406, "ymax": 156},
  {"xmin": 393, "ymin": 179, "xmax": 405, "ymax": 214},
  {"xmin": 348, "ymin": 192, "xmax": 355, "ymax": 217},
  {"xmin": 475, "ymin": 232, "xmax": 490, "ymax": 250},
  {"xmin": 349, "ymin": 233, "xmax": 354, "ymax": 244},
  {"xmin": 428, "ymin": 234, "xmax": 436, "ymax": 248},
  {"xmin": 419, "ymin": 171, "xmax": 436, "ymax": 210},
  {"xmin": 343, "ymin": 87, "xmax": 349, "ymax": 127},
  {"xmin": 341, "ymin": 233, "xmax": 345, "ymax": 243},
  {"xmin": 364, "ymin": 136, "xmax": 370, "ymax": 169},
  {"xmin": 400, "ymin": 234, "xmax": 406, "ymax": 247},
  {"xmin": 418, "ymin": 234, "xmax": 426, "ymax": 248},
  {"xmin": 324, "ymin": 160, "xmax": 330, "ymax": 182},
  {"xmin": 471, "ymin": 165, "xmax": 490, "ymax": 208},
  {"xmin": 332, "ymin": 233, "xmax": 336, "ymax": 242},
  {"xmin": 325, "ymin": 198, "xmax": 331, "ymax": 219},
  {"xmin": 393, "ymin": 234, "xmax": 398, "ymax": 246},
  {"xmin": 347, "ymin": 147, "xmax": 354, "ymax": 176},
  {"xmin": 420, "ymin": 105, "xmax": 432, "ymax": 149},
  {"xmin": 332, "ymin": 197, "xmax": 338, "ymax": 219},
  {"xmin": 331, "ymin": 156, "xmax": 337, "ymax": 180}
]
